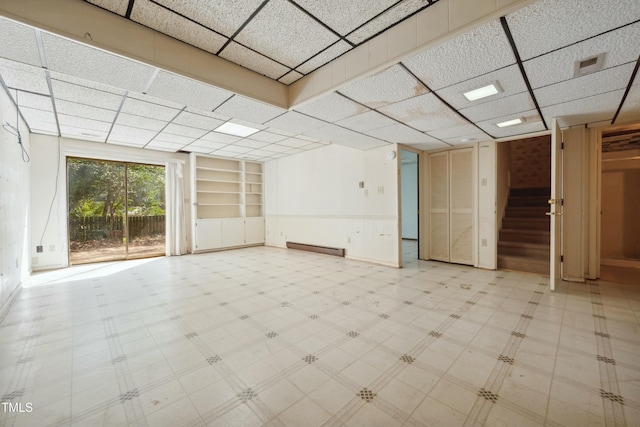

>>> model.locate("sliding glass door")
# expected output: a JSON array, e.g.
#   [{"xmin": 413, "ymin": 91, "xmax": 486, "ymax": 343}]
[{"xmin": 67, "ymin": 158, "xmax": 165, "ymax": 265}]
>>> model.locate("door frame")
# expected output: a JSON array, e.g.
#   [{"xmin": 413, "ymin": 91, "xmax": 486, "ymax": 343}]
[
  {"xmin": 588, "ymin": 121, "xmax": 640, "ymax": 279},
  {"xmin": 398, "ymin": 144, "xmax": 421, "ymax": 267},
  {"xmin": 66, "ymin": 156, "xmax": 166, "ymax": 264}
]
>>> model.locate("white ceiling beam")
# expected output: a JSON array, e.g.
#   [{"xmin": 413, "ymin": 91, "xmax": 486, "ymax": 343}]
[
  {"xmin": 288, "ymin": 0, "xmax": 536, "ymax": 109},
  {"xmin": 0, "ymin": 0, "xmax": 289, "ymax": 109}
]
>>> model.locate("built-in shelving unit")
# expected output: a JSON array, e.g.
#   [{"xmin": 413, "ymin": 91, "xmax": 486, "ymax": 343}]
[{"xmin": 190, "ymin": 154, "xmax": 265, "ymax": 252}]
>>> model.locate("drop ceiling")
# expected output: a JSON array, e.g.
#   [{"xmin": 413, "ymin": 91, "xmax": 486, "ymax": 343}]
[{"xmin": 0, "ymin": 0, "xmax": 639, "ymax": 162}]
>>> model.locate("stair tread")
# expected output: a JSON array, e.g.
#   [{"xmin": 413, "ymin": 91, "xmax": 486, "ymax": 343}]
[
  {"xmin": 498, "ymin": 241, "xmax": 549, "ymax": 249},
  {"xmin": 501, "ymin": 229, "xmax": 550, "ymax": 235}
]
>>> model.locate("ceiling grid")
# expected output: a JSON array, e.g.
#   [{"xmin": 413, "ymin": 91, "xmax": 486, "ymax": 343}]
[{"xmin": 0, "ymin": 0, "xmax": 638, "ymax": 158}]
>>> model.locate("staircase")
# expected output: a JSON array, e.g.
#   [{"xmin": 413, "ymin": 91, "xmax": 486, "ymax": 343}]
[{"xmin": 497, "ymin": 187, "xmax": 550, "ymax": 275}]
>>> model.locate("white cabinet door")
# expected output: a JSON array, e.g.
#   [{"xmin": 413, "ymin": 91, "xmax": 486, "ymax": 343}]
[
  {"xmin": 195, "ymin": 219, "xmax": 223, "ymax": 251},
  {"xmin": 549, "ymin": 119, "xmax": 563, "ymax": 290},
  {"xmin": 222, "ymin": 218, "xmax": 245, "ymax": 247},
  {"xmin": 245, "ymin": 217, "xmax": 265, "ymax": 245}
]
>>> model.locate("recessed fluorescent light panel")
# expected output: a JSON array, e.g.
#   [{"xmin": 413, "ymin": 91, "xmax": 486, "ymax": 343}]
[
  {"xmin": 463, "ymin": 81, "xmax": 503, "ymax": 102},
  {"xmin": 214, "ymin": 122, "xmax": 259, "ymax": 137},
  {"xmin": 496, "ymin": 117, "xmax": 524, "ymax": 128}
]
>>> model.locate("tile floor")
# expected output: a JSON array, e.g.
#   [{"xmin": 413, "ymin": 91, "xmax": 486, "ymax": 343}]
[{"xmin": 0, "ymin": 242, "xmax": 639, "ymax": 426}]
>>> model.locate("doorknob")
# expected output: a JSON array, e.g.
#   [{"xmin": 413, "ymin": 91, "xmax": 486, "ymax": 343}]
[{"xmin": 545, "ymin": 212, "xmax": 562, "ymax": 216}]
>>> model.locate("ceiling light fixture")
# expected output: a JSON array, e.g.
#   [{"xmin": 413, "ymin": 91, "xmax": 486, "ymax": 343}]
[
  {"xmin": 214, "ymin": 122, "xmax": 259, "ymax": 137},
  {"xmin": 463, "ymin": 81, "xmax": 503, "ymax": 102},
  {"xmin": 496, "ymin": 117, "xmax": 524, "ymax": 128}
]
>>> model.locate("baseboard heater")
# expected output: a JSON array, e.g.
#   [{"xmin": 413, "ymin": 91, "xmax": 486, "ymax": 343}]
[{"xmin": 286, "ymin": 242, "xmax": 345, "ymax": 257}]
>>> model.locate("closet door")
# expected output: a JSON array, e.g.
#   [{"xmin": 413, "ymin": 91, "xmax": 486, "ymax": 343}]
[
  {"xmin": 429, "ymin": 152, "xmax": 450, "ymax": 262},
  {"xmin": 449, "ymin": 148, "xmax": 473, "ymax": 264}
]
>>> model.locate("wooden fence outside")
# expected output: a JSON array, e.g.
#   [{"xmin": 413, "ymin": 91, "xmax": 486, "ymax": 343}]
[{"xmin": 69, "ymin": 215, "xmax": 165, "ymax": 241}]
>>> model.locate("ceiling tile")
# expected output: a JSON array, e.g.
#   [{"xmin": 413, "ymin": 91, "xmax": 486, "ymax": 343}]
[
  {"xmin": 172, "ymin": 110, "xmax": 225, "ymax": 130},
  {"xmin": 300, "ymin": 123, "xmax": 389, "ymax": 149},
  {"xmin": 218, "ymin": 41, "xmax": 290, "ymax": 80},
  {"xmin": 152, "ymin": 133, "xmax": 195, "ymax": 146},
  {"xmin": 346, "ymin": 0, "xmax": 429, "ymax": 44},
  {"xmin": 51, "ymin": 79, "xmax": 124, "ymax": 110},
  {"xmin": 365, "ymin": 123, "xmax": 440, "ymax": 144},
  {"xmin": 180, "ymin": 145, "xmax": 212, "ymax": 154},
  {"xmin": 277, "ymin": 138, "xmax": 313, "ymax": 148},
  {"xmin": 460, "ymin": 92, "xmax": 535, "ymax": 123},
  {"xmin": 43, "ymin": 33, "xmax": 155, "ymax": 92},
  {"xmin": 108, "ymin": 125, "xmax": 157, "ymax": 144},
  {"xmin": 0, "ymin": 59, "xmax": 49, "ymax": 95},
  {"xmin": 279, "ymin": 71, "xmax": 304, "ymax": 85},
  {"xmin": 334, "ymin": 110, "xmax": 397, "ymax": 132},
  {"xmin": 534, "ymin": 63, "xmax": 635, "ymax": 108},
  {"xmin": 435, "ymin": 65, "xmax": 527, "ymax": 110},
  {"xmin": 120, "ymin": 97, "xmax": 181, "ymax": 121},
  {"xmin": 56, "ymin": 99, "xmax": 117, "ymax": 122},
  {"xmin": 541, "ymin": 90, "xmax": 625, "ymax": 128},
  {"xmin": 0, "ymin": 18, "xmax": 41, "ymax": 67},
  {"xmin": 234, "ymin": 139, "xmax": 271, "ymax": 149},
  {"xmin": 151, "ymin": 0, "xmax": 265, "ymax": 38},
  {"xmin": 246, "ymin": 131, "xmax": 287, "ymax": 143},
  {"xmin": 233, "ymin": 0, "xmax": 339, "ymax": 68},
  {"xmin": 57, "ymin": 114, "xmax": 112, "ymax": 132},
  {"xmin": 163, "ymin": 123, "xmax": 209, "ymax": 139},
  {"xmin": 16, "ymin": 91, "xmax": 52, "ymax": 111},
  {"xmin": 296, "ymin": 41, "xmax": 351, "ymax": 74},
  {"xmin": 85, "ymin": 0, "xmax": 129, "ymax": 15},
  {"xmin": 146, "ymin": 70, "xmax": 232, "ymax": 111},
  {"xmin": 263, "ymin": 111, "xmax": 327, "ymax": 135},
  {"xmin": 131, "ymin": 0, "xmax": 227, "ymax": 54},
  {"xmin": 199, "ymin": 131, "xmax": 242, "ymax": 144},
  {"xmin": 262, "ymin": 144, "xmax": 294, "ymax": 153},
  {"xmin": 219, "ymin": 145, "xmax": 253, "ymax": 154},
  {"xmin": 403, "ymin": 20, "xmax": 515, "ymax": 90},
  {"xmin": 294, "ymin": 92, "xmax": 369, "ymax": 123},
  {"xmin": 246, "ymin": 149, "xmax": 277, "ymax": 157},
  {"xmin": 60, "ymin": 126, "xmax": 107, "ymax": 141},
  {"xmin": 476, "ymin": 109, "xmax": 545, "ymax": 138},
  {"xmin": 507, "ymin": 0, "xmax": 640, "ymax": 60},
  {"xmin": 209, "ymin": 149, "xmax": 241, "ymax": 158},
  {"xmin": 294, "ymin": 0, "xmax": 397, "ymax": 36},
  {"xmin": 145, "ymin": 141, "xmax": 184, "ymax": 152},
  {"xmin": 339, "ymin": 64, "xmax": 428, "ymax": 108},
  {"xmin": 428, "ymin": 124, "xmax": 487, "ymax": 141},
  {"xmin": 378, "ymin": 93, "xmax": 469, "ymax": 132},
  {"xmin": 442, "ymin": 133, "xmax": 490, "ymax": 146},
  {"xmin": 115, "ymin": 113, "xmax": 167, "ymax": 131},
  {"xmin": 215, "ymin": 95, "xmax": 286, "ymax": 124},
  {"xmin": 524, "ymin": 23, "xmax": 640, "ymax": 89},
  {"xmin": 186, "ymin": 140, "xmax": 228, "ymax": 151},
  {"xmin": 19, "ymin": 107, "xmax": 58, "ymax": 134}
]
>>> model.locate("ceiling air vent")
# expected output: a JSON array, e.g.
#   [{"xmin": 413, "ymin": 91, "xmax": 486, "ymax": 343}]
[{"xmin": 574, "ymin": 53, "xmax": 605, "ymax": 77}]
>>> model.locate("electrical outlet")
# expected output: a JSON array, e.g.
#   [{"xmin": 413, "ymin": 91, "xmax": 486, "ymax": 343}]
[
  {"xmin": 482, "ymin": 239, "xmax": 487, "ymax": 247},
  {"xmin": 36, "ymin": 245, "xmax": 43, "ymax": 253}
]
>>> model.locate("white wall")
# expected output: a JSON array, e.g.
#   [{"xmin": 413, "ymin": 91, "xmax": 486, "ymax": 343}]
[
  {"xmin": 30, "ymin": 135, "xmax": 190, "ymax": 270},
  {"xmin": 264, "ymin": 144, "xmax": 400, "ymax": 267},
  {"xmin": 401, "ymin": 159, "xmax": 418, "ymax": 239},
  {"xmin": 0, "ymin": 88, "xmax": 31, "ymax": 316}
]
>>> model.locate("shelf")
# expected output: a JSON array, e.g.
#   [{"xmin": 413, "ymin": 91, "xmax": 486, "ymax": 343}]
[
  {"xmin": 196, "ymin": 166, "xmax": 241, "ymax": 173},
  {"xmin": 196, "ymin": 178, "xmax": 242, "ymax": 184},
  {"xmin": 197, "ymin": 190, "xmax": 242, "ymax": 194}
]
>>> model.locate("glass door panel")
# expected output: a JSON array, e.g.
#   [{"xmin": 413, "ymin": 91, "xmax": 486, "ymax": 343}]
[
  {"xmin": 126, "ymin": 163, "xmax": 166, "ymax": 258},
  {"xmin": 68, "ymin": 158, "xmax": 126, "ymax": 264}
]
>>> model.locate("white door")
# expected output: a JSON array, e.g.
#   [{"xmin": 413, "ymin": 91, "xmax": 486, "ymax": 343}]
[
  {"xmin": 549, "ymin": 119, "xmax": 563, "ymax": 290},
  {"xmin": 449, "ymin": 148, "xmax": 474, "ymax": 264},
  {"xmin": 429, "ymin": 152, "xmax": 449, "ymax": 262}
]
